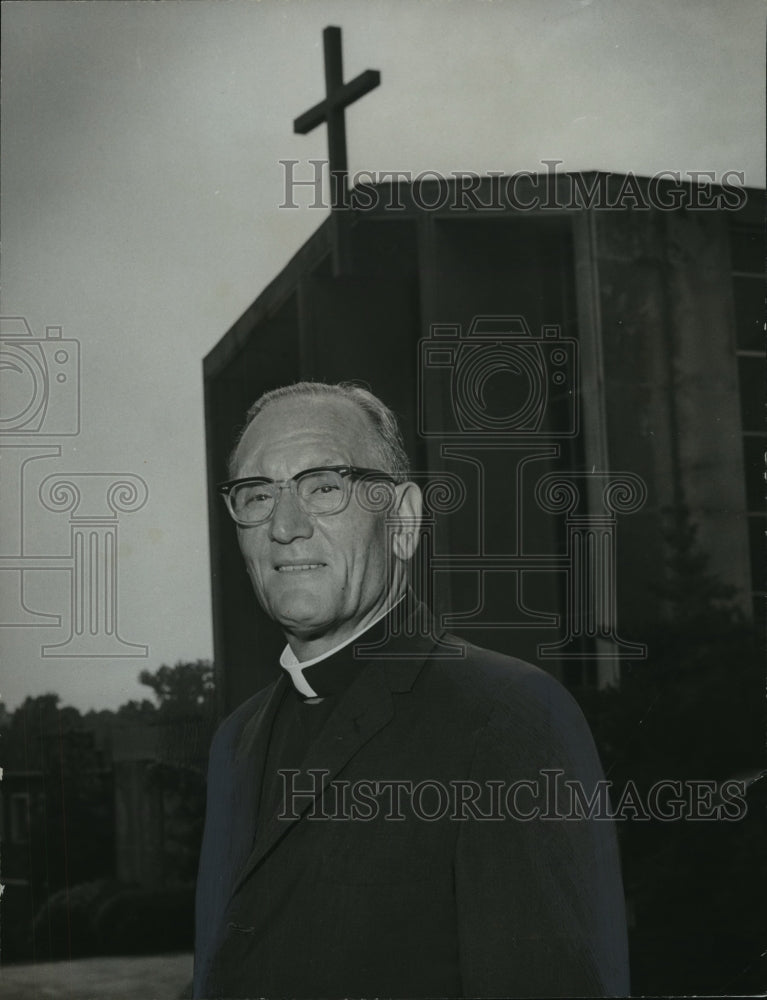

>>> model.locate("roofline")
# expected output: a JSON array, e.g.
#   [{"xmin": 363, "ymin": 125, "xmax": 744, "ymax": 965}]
[{"xmin": 204, "ymin": 170, "xmax": 763, "ymax": 378}]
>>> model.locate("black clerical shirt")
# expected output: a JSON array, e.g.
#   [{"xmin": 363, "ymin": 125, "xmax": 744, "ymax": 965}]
[{"xmin": 257, "ymin": 609, "xmax": 394, "ymax": 832}]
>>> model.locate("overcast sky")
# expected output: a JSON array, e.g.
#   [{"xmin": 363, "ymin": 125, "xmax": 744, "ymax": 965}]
[{"xmin": 1, "ymin": 0, "xmax": 764, "ymax": 712}]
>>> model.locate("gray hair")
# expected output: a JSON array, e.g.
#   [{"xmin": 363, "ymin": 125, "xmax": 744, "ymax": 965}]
[{"xmin": 229, "ymin": 381, "xmax": 411, "ymax": 479}]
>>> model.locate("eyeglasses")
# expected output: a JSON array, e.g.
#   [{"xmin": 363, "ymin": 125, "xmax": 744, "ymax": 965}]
[{"xmin": 217, "ymin": 465, "xmax": 399, "ymax": 526}]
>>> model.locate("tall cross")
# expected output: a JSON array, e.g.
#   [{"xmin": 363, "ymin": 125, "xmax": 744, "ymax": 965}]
[{"xmin": 294, "ymin": 26, "xmax": 380, "ymax": 275}]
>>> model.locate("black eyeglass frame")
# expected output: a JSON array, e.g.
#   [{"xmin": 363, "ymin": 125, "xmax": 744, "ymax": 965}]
[{"xmin": 217, "ymin": 465, "xmax": 400, "ymax": 525}]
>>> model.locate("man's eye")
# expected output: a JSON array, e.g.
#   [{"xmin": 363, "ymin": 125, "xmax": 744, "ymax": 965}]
[
  {"xmin": 241, "ymin": 489, "xmax": 272, "ymax": 506},
  {"xmin": 312, "ymin": 483, "xmax": 341, "ymax": 495}
]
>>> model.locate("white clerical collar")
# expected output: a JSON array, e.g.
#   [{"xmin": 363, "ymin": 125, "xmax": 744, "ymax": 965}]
[{"xmin": 279, "ymin": 593, "xmax": 406, "ymax": 699}]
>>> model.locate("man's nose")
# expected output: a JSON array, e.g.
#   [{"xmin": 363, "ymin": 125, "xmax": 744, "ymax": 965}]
[{"xmin": 268, "ymin": 486, "xmax": 314, "ymax": 543}]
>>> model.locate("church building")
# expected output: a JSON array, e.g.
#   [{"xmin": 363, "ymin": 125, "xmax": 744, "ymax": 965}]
[{"xmin": 202, "ymin": 30, "xmax": 763, "ymax": 714}]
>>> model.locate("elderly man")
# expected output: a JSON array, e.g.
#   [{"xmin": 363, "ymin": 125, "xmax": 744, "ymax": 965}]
[{"xmin": 193, "ymin": 381, "xmax": 629, "ymax": 999}]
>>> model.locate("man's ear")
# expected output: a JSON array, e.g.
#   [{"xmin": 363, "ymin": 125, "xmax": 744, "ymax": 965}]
[{"xmin": 391, "ymin": 481, "xmax": 422, "ymax": 563}]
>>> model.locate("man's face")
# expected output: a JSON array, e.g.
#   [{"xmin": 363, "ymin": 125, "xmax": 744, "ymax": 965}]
[{"xmin": 231, "ymin": 395, "xmax": 397, "ymax": 649}]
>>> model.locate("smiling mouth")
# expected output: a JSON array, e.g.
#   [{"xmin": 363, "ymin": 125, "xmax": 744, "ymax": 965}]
[{"xmin": 275, "ymin": 563, "xmax": 326, "ymax": 573}]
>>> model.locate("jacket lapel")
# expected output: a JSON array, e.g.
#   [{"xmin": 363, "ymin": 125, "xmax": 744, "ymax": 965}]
[
  {"xmin": 229, "ymin": 663, "xmax": 392, "ymax": 895},
  {"xmin": 229, "ymin": 621, "xmax": 440, "ymax": 896},
  {"xmin": 226, "ymin": 674, "xmax": 290, "ymax": 884}
]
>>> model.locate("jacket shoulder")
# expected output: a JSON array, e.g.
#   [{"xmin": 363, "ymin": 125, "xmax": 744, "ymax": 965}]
[
  {"xmin": 431, "ymin": 633, "xmax": 578, "ymax": 712},
  {"xmin": 422, "ymin": 634, "xmax": 597, "ymax": 760},
  {"xmin": 208, "ymin": 681, "xmax": 278, "ymax": 757}
]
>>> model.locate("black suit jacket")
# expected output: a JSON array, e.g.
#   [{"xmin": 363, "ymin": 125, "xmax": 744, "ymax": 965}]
[{"xmin": 194, "ymin": 617, "xmax": 630, "ymax": 998}]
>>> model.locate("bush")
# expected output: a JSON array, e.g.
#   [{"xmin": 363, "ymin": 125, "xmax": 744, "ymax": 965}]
[
  {"xmin": 30, "ymin": 880, "xmax": 195, "ymax": 959},
  {"xmin": 93, "ymin": 884, "xmax": 195, "ymax": 955},
  {"xmin": 31, "ymin": 879, "xmax": 127, "ymax": 960}
]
